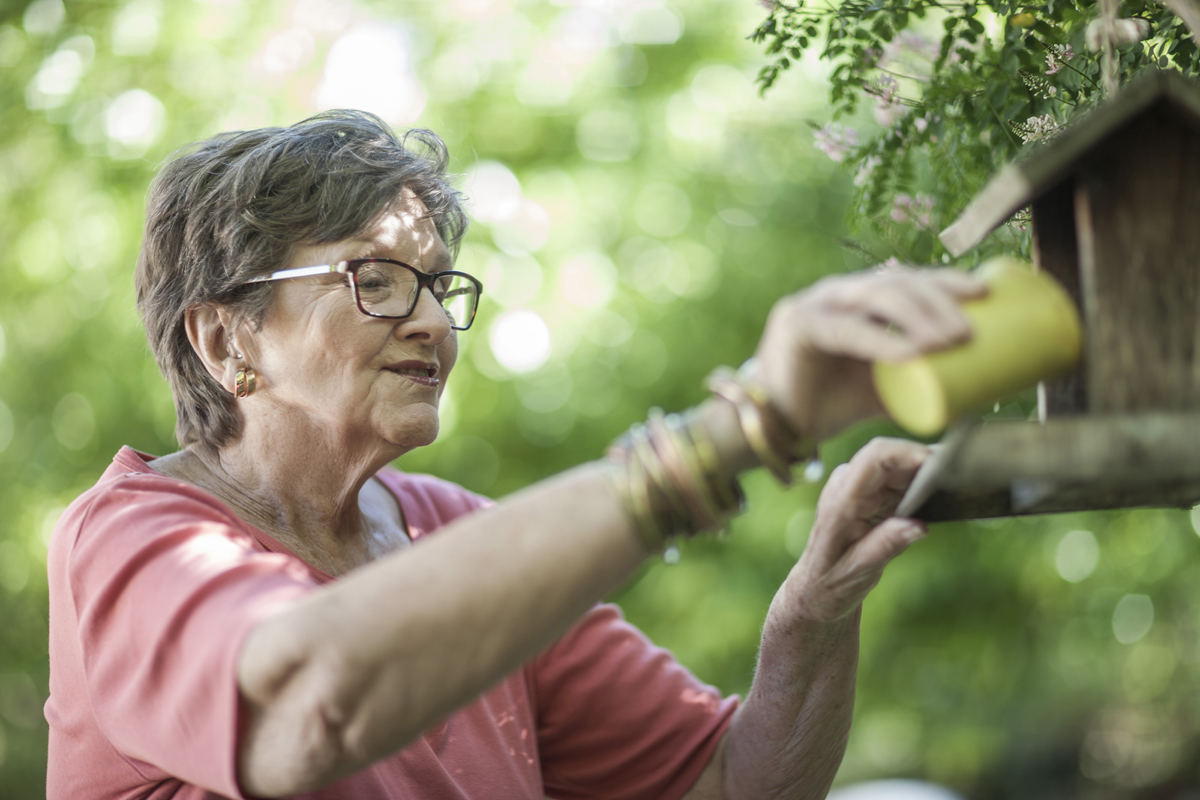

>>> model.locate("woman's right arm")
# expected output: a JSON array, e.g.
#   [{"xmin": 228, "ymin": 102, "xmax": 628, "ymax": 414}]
[{"xmin": 233, "ymin": 267, "xmax": 985, "ymax": 797}]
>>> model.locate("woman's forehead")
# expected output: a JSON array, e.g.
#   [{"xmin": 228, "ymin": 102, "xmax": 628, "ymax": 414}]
[{"xmin": 289, "ymin": 189, "xmax": 449, "ymax": 269}]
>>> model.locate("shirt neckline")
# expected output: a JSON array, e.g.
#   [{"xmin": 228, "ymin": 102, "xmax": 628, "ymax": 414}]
[{"xmin": 112, "ymin": 446, "xmax": 415, "ymax": 585}]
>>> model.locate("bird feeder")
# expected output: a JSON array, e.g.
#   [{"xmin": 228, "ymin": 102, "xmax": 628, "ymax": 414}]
[{"xmin": 897, "ymin": 69, "xmax": 1200, "ymax": 522}]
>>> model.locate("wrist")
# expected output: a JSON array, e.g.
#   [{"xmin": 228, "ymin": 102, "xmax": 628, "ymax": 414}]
[{"xmin": 763, "ymin": 598, "xmax": 861, "ymax": 647}]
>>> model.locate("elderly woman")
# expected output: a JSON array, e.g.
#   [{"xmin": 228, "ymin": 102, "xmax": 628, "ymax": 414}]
[{"xmin": 45, "ymin": 110, "xmax": 983, "ymax": 800}]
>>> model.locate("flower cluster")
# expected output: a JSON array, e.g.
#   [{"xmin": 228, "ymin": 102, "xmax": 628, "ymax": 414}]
[
  {"xmin": 866, "ymin": 75, "xmax": 908, "ymax": 126},
  {"xmin": 889, "ymin": 193, "xmax": 934, "ymax": 227},
  {"xmin": 812, "ymin": 123, "xmax": 858, "ymax": 162},
  {"xmin": 880, "ymin": 31, "xmax": 939, "ymax": 68},
  {"xmin": 1044, "ymin": 43, "xmax": 1075, "ymax": 75},
  {"xmin": 1010, "ymin": 114, "xmax": 1061, "ymax": 144},
  {"xmin": 1019, "ymin": 70, "xmax": 1058, "ymax": 99}
]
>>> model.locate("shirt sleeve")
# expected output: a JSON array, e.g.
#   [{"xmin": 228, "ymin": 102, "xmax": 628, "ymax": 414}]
[
  {"xmin": 65, "ymin": 476, "xmax": 316, "ymax": 798},
  {"xmin": 532, "ymin": 604, "xmax": 739, "ymax": 800}
]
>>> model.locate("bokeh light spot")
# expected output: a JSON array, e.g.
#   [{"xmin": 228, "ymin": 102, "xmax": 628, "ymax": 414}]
[
  {"xmin": 1054, "ymin": 529, "xmax": 1099, "ymax": 583},
  {"xmin": 105, "ymin": 89, "xmax": 166, "ymax": 153},
  {"xmin": 261, "ymin": 27, "xmax": 315, "ymax": 75},
  {"xmin": 489, "ymin": 309, "xmax": 551, "ymax": 374},
  {"xmin": 465, "ymin": 161, "xmax": 522, "ymax": 224},
  {"xmin": 558, "ymin": 252, "xmax": 617, "ymax": 310},
  {"xmin": 1112, "ymin": 594, "xmax": 1154, "ymax": 644},
  {"xmin": 23, "ymin": 0, "xmax": 65, "ymax": 37},
  {"xmin": 112, "ymin": 0, "xmax": 161, "ymax": 57},
  {"xmin": 314, "ymin": 23, "xmax": 425, "ymax": 124},
  {"xmin": 516, "ymin": 60, "xmax": 573, "ymax": 107},
  {"xmin": 483, "ymin": 253, "xmax": 543, "ymax": 308},
  {"xmin": 618, "ymin": 3, "xmax": 682, "ymax": 45},
  {"xmin": 26, "ymin": 37, "xmax": 92, "ymax": 110},
  {"xmin": 492, "ymin": 200, "xmax": 551, "ymax": 256},
  {"xmin": 689, "ymin": 64, "xmax": 750, "ymax": 115}
]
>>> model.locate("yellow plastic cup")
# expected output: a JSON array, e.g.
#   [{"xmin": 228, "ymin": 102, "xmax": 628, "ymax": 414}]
[{"xmin": 873, "ymin": 256, "xmax": 1084, "ymax": 437}]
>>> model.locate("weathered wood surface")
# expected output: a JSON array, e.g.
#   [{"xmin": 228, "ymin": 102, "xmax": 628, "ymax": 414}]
[
  {"xmin": 1030, "ymin": 180, "xmax": 1089, "ymax": 415},
  {"xmin": 1074, "ymin": 106, "xmax": 1200, "ymax": 413},
  {"xmin": 940, "ymin": 70, "xmax": 1200, "ymax": 256},
  {"xmin": 900, "ymin": 413, "xmax": 1200, "ymax": 521}
]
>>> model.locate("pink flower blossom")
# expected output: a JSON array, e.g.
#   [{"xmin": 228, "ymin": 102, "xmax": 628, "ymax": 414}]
[
  {"xmin": 1044, "ymin": 44, "xmax": 1074, "ymax": 75},
  {"xmin": 854, "ymin": 155, "xmax": 881, "ymax": 186},
  {"xmin": 889, "ymin": 193, "xmax": 934, "ymax": 227},
  {"xmin": 813, "ymin": 123, "xmax": 858, "ymax": 162},
  {"xmin": 879, "ymin": 31, "xmax": 939, "ymax": 69},
  {"xmin": 868, "ymin": 76, "xmax": 907, "ymax": 127}
]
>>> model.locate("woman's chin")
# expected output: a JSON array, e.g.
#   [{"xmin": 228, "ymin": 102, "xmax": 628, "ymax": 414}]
[{"xmin": 378, "ymin": 409, "xmax": 441, "ymax": 451}]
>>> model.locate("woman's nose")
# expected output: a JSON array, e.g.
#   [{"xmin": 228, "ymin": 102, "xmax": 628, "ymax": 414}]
[{"xmin": 400, "ymin": 285, "xmax": 453, "ymax": 343}]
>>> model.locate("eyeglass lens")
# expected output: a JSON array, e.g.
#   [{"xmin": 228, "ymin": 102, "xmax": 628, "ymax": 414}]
[{"xmin": 354, "ymin": 261, "xmax": 478, "ymax": 329}]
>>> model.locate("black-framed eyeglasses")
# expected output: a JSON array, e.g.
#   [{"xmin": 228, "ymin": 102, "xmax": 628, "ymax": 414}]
[{"xmin": 244, "ymin": 258, "xmax": 484, "ymax": 331}]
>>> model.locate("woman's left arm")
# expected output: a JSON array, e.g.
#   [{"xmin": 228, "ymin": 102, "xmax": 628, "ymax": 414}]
[{"xmin": 684, "ymin": 437, "xmax": 931, "ymax": 800}]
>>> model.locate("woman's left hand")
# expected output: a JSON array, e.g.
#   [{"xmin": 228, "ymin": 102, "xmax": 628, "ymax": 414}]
[{"xmin": 779, "ymin": 437, "xmax": 930, "ymax": 624}]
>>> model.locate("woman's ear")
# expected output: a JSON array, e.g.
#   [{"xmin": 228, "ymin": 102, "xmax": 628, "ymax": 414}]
[{"xmin": 185, "ymin": 304, "xmax": 246, "ymax": 395}]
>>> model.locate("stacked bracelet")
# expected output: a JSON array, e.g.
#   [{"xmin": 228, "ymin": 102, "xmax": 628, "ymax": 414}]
[
  {"xmin": 606, "ymin": 409, "xmax": 745, "ymax": 552},
  {"xmin": 706, "ymin": 362, "xmax": 816, "ymax": 486}
]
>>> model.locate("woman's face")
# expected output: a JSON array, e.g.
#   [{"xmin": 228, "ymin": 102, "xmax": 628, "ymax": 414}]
[{"xmin": 242, "ymin": 189, "xmax": 458, "ymax": 454}]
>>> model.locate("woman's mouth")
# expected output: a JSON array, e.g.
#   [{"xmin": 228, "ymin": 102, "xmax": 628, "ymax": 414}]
[{"xmin": 385, "ymin": 363, "xmax": 439, "ymax": 387}]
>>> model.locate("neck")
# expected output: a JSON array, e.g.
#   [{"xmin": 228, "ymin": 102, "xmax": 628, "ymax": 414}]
[{"xmin": 180, "ymin": 415, "xmax": 407, "ymax": 574}]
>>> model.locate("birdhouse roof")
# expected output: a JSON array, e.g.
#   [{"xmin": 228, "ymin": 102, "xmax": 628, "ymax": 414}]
[{"xmin": 940, "ymin": 69, "xmax": 1200, "ymax": 256}]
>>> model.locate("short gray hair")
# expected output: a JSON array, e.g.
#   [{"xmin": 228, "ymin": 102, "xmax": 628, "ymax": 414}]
[{"xmin": 136, "ymin": 110, "xmax": 468, "ymax": 449}]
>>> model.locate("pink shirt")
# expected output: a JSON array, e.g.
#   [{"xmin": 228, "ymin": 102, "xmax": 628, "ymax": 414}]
[{"xmin": 47, "ymin": 447, "xmax": 737, "ymax": 799}]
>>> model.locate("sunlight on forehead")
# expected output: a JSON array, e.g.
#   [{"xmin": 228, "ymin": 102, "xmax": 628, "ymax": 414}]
[{"xmin": 349, "ymin": 189, "xmax": 451, "ymax": 271}]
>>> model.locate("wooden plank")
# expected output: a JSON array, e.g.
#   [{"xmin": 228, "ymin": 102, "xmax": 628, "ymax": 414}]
[
  {"xmin": 902, "ymin": 413, "xmax": 1200, "ymax": 521},
  {"xmin": 1073, "ymin": 107, "xmax": 1200, "ymax": 412},
  {"xmin": 1030, "ymin": 180, "xmax": 1089, "ymax": 415},
  {"xmin": 940, "ymin": 70, "xmax": 1200, "ymax": 256},
  {"xmin": 918, "ymin": 480, "xmax": 1200, "ymax": 521}
]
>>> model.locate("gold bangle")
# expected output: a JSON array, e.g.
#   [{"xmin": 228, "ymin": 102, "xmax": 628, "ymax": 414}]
[
  {"xmin": 707, "ymin": 368, "xmax": 794, "ymax": 484},
  {"xmin": 606, "ymin": 408, "xmax": 748, "ymax": 548},
  {"xmin": 682, "ymin": 408, "xmax": 744, "ymax": 511},
  {"xmin": 629, "ymin": 418, "xmax": 687, "ymax": 535},
  {"xmin": 605, "ymin": 448, "xmax": 666, "ymax": 553},
  {"xmin": 649, "ymin": 411, "xmax": 722, "ymax": 531}
]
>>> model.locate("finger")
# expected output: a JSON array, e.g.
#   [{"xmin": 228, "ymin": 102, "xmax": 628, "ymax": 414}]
[
  {"xmin": 812, "ymin": 315, "xmax": 925, "ymax": 364},
  {"xmin": 923, "ymin": 268, "xmax": 989, "ymax": 300},
  {"xmin": 855, "ymin": 288, "xmax": 960, "ymax": 351},
  {"xmin": 846, "ymin": 516, "xmax": 927, "ymax": 573},
  {"xmin": 825, "ymin": 439, "xmax": 930, "ymax": 523},
  {"xmin": 837, "ymin": 270, "xmax": 981, "ymax": 350},
  {"xmin": 906, "ymin": 276, "xmax": 975, "ymax": 344},
  {"xmin": 846, "ymin": 438, "xmax": 931, "ymax": 494}
]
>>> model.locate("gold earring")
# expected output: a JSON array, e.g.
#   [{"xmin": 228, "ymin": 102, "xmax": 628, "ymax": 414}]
[{"xmin": 234, "ymin": 367, "xmax": 257, "ymax": 398}]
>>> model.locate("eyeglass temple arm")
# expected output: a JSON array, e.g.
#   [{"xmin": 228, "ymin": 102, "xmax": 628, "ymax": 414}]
[{"xmin": 243, "ymin": 263, "xmax": 345, "ymax": 284}]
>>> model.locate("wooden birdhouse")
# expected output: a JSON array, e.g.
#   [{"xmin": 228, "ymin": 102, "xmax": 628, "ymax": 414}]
[{"xmin": 898, "ymin": 69, "xmax": 1200, "ymax": 522}]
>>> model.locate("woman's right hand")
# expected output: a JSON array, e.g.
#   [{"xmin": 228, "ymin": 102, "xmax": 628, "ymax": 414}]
[{"xmin": 752, "ymin": 266, "xmax": 987, "ymax": 442}]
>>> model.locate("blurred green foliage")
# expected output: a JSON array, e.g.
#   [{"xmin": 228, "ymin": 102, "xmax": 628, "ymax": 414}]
[
  {"xmin": 1, "ymin": 1, "xmax": 1198, "ymax": 799},
  {"xmin": 752, "ymin": 0, "xmax": 1200, "ymax": 265}
]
